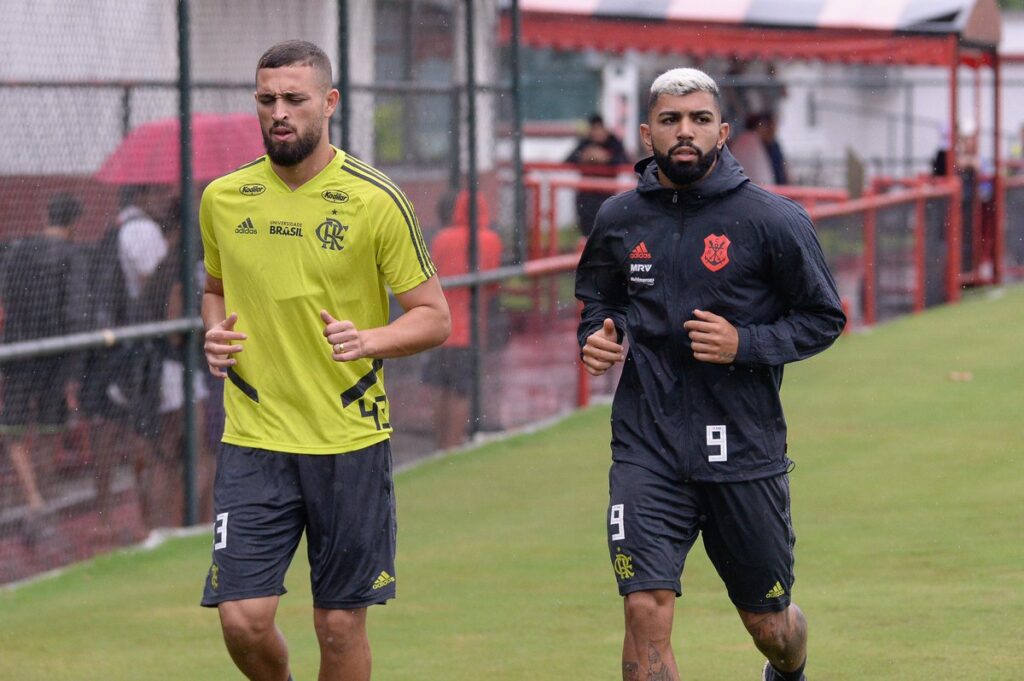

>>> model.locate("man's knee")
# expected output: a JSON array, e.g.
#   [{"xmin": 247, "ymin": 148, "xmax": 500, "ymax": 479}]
[
  {"xmin": 739, "ymin": 604, "xmax": 806, "ymax": 655},
  {"xmin": 218, "ymin": 598, "xmax": 278, "ymax": 647},
  {"xmin": 313, "ymin": 608, "xmax": 368, "ymax": 655},
  {"xmin": 624, "ymin": 590, "xmax": 675, "ymax": 634}
]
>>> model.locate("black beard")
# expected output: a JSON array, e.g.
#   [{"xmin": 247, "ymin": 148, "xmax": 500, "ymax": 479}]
[
  {"xmin": 652, "ymin": 142, "xmax": 720, "ymax": 187},
  {"xmin": 262, "ymin": 122, "xmax": 322, "ymax": 167}
]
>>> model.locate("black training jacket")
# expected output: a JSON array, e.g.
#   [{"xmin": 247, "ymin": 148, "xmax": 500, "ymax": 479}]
[{"xmin": 575, "ymin": 147, "xmax": 846, "ymax": 483}]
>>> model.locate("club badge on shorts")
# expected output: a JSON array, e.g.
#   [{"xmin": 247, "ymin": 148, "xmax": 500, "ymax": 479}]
[{"xmin": 701, "ymin": 233, "xmax": 731, "ymax": 272}]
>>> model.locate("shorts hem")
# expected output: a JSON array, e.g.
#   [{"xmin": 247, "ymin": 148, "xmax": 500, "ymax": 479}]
[
  {"xmin": 200, "ymin": 587, "xmax": 287, "ymax": 608},
  {"xmin": 313, "ymin": 591, "xmax": 395, "ymax": 610},
  {"xmin": 617, "ymin": 580, "xmax": 681, "ymax": 598},
  {"xmin": 732, "ymin": 597, "xmax": 791, "ymax": 613}
]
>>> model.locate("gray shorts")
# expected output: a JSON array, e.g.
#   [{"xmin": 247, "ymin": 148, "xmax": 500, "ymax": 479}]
[
  {"xmin": 607, "ymin": 461, "xmax": 796, "ymax": 613},
  {"xmin": 201, "ymin": 440, "xmax": 397, "ymax": 610}
]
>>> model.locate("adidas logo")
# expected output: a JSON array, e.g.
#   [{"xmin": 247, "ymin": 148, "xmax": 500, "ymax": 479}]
[
  {"xmin": 371, "ymin": 570, "xmax": 396, "ymax": 590},
  {"xmin": 235, "ymin": 217, "xmax": 257, "ymax": 235},
  {"xmin": 765, "ymin": 581, "xmax": 786, "ymax": 599},
  {"xmin": 629, "ymin": 241, "xmax": 652, "ymax": 259}
]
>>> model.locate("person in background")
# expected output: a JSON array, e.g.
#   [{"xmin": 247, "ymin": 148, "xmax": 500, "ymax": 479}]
[
  {"xmin": 0, "ymin": 192, "xmax": 89, "ymax": 542},
  {"xmin": 422, "ymin": 189, "xmax": 503, "ymax": 449},
  {"xmin": 80, "ymin": 182, "xmax": 174, "ymax": 538},
  {"xmin": 759, "ymin": 113, "xmax": 789, "ymax": 185},
  {"xmin": 132, "ymin": 201, "xmax": 212, "ymax": 529},
  {"xmin": 565, "ymin": 114, "xmax": 630, "ymax": 237},
  {"xmin": 933, "ymin": 120, "xmax": 984, "ymax": 275},
  {"xmin": 1010, "ymin": 122, "xmax": 1024, "ymax": 176},
  {"xmin": 728, "ymin": 113, "xmax": 775, "ymax": 186}
]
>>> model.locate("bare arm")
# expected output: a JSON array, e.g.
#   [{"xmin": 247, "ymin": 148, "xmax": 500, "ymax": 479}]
[
  {"xmin": 322, "ymin": 275, "xmax": 451, "ymax": 361},
  {"xmin": 201, "ymin": 275, "xmax": 247, "ymax": 378}
]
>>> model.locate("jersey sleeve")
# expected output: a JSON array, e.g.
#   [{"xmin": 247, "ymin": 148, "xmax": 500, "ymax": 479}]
[
  {"xmin": 371, "ymin": 187, "xmax": 436, "ymax": 294},
  {"xmin": 199, "ymin": 186, "xmax": 222, "ymax": 280}
]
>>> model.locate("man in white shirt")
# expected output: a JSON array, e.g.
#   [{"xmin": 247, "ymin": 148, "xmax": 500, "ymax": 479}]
[
  {"xmin": 86, "ymin": 183, "xmax": 175, "ymax": 533},
  {"xmin": 116, "ymin": 186, "xmax": 171, "ymax": 302}
]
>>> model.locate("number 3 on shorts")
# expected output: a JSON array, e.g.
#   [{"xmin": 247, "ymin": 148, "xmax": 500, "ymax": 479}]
[
  {"xmin": 707, "ymin": 425, "xmax": 727, "ymax": 462},
  {"xmin": 610, "ymin": 503, "xmax": 625, "ymax": 541},
  {"xmin": 214, "ymin": 512, "xmax": 229, "ymax": 550}
]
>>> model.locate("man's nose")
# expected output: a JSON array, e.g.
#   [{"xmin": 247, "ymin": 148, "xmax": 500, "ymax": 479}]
[
  {"xmin": 271, "ymin": 100, "xmax": 289, "ymax": 121},
  {"xmin": 675, "ymin": 120, "xmax": 694, "ymax": 140}
]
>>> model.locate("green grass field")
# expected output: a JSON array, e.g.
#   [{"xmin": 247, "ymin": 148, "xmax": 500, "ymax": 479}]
[{"xmin": 2, "ymin": 286, "xmax": 1023, "ymax": 680}]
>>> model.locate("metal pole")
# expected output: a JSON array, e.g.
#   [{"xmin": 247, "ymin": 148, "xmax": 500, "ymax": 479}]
[
  {"xmin": 947, "ymin": 38, "xmax": 958, "ymax": 178},
  {"xmin": 510, "ymin": 0, "xmax": 526, "ymax": 264},
  {"xmin": 993, "ymin": 53, "xmax": 1003, "ymax": 284},
  {"xmin": 904, "ymin": 82, "xmax": 914, "ymax": 177},
  {"xmin": 449, "ymin": 86, "xmax": 462, "ymax": 188},
  {"xmin": 337, "ymin": 0, "xmax": 351, "ymax": 151},
  {"xmin": 464, "ymin": 0, "xmax": 482, "ymax": 439},
  {"xmin": 947, "ymin": 37, "xmax": 961, "ymax": 302},
  {"xmin": 178, "ymin": 0, "xmax": 199, "ymax": 526},
  {"xmin": 121, "ymin": 87, "xmax": 131, "ymax": 140}
]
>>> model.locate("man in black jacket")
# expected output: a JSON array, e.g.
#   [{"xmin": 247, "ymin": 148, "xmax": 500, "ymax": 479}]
[{"xmin": 575, "ymin": 68, "xmax": 845, "ymax": 681}]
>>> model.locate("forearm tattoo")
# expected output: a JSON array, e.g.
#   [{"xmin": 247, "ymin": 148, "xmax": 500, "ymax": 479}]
[{"xmin": 622, "ymin": 661, "xmax": 640, "ymax": 681}]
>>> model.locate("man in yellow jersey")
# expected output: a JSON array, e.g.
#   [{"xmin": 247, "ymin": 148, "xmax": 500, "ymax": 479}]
[{"xmin": 199, "ymin": 40, "xmax": 450, "ymax": 681}]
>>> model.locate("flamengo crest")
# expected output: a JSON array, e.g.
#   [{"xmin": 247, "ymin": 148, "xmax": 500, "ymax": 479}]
[{"xmin": 701, "ymin": 233, "xmax": 730, "ymax": 272}]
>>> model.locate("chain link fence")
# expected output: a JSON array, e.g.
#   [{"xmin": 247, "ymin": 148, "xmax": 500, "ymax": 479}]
[{"xmin": 0, "ymin": 0, "xmax": 557, "ymax": 585}]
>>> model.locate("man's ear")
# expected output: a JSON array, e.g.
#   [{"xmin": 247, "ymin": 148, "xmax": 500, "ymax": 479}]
[
  {"xmin": 640, "ymin": 123, "xmax": 653, "ymax": 152},
  {"xmin": 718, "ymin": 122, "xmax": 730, "ymax": 149},
  {"xmin": 325, "ymin": 88, "xmax": 340, "ymax": 117}
]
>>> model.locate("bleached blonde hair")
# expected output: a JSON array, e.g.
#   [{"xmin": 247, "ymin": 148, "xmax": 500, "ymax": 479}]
[{"xmin": 648, "ymin": 68, "xmax": 721, "ymax": 112}]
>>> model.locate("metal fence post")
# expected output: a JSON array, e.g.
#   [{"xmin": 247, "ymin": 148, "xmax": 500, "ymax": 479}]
[
  {"xmin": 464, "ymin": 0, "xmax": 482, "ymax": 439},
  {"xmin": 864, "ymin": 205, "xmax": 877, "ymax": 325},
  {"xmin": 178, "ymin": 0, "xmax": 199, "ymax": 526},
  {"xmin": 336, "ymin": 0, "xmax": 351, "ymax": 152}
]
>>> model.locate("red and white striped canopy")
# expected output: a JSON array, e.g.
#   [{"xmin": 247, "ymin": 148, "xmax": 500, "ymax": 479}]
[{"xmin": 505, "ymin": 0, "xmax": 1001, "ymax": 66}]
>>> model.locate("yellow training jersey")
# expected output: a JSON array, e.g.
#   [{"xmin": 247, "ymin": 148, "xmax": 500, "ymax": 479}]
[{"xmin": 200, "ymin": 147, "xmax": 436, "ymax": 454}]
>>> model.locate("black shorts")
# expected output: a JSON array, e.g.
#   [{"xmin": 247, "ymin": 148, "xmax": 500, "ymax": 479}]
[
  {"xmin": 607, "ymin": 461, "xmax": 795, "ymax": 613},
  {"xmin": 421, "ymin": 346, "xmax": 473, "ymax": 396},
  {"xmin": 0, "ymin": 357, "xmax": 69, "ymax": 431},
  {"xmin": 201, "ymin": 440, "xmax": 397, "ymax": 610}
]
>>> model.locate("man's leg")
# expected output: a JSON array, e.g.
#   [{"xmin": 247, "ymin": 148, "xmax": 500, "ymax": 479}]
[
  {"xmin": 622, "ymin": 590, "xmax": 679, "ymax": 681},
  {"xmin": 218, "ymin": 596, "xmax": 291, "ymax": 681},
  {"xmin": 313, "ymin": 607, "xmax": 370, "ymax": 681},
  {"xmin": 90, "ymin": 419, "xmax": 130, "ymax": 518},
  {"xmin": 436, "ymin": 389, "xmax": 469, "ymax": 450},
  {"xmin": 738, "ymin": 604, "xmax": 807, "ymax": 679},
  {"xmin": 7, "ymin": 438, "xmax": 45, "ymax": 510}
]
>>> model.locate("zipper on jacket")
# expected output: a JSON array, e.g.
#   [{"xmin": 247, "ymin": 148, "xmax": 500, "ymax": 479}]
[{"xmin": 672, "ymin": 190, "xmax": 691, "ymax": 481}]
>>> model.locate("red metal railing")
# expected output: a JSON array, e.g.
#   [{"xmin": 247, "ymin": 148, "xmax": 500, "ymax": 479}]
[
  {"xmin": 516, "ymin": 165, "xmax": 977, "ymax": 406},
  {"xmin": 524, "ymin": 163, "xmax": 849, "ymax": 260}
]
